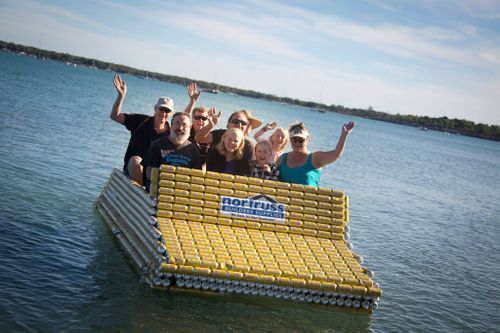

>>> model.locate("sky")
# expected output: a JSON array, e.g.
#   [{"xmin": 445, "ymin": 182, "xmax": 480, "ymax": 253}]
[{"xmin": 1, "ymin": 0, "xmax": 500, "ymax": 125}]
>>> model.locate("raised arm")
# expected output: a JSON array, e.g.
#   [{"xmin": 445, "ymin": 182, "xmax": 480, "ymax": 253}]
[
  {"xmin": 312, "ymin": 121, "xmax": 355, "ymax": 169},
  {"xmin": 110, "ymin": 74, "xmax": 127, "ymax": 124},
  {"xmin": 183, "ymin": 82, "xmax": 201, "ymax": 116},
  {"xmin": 253, "ymin": 122, "xmax": 277, "ymax": 141},
  {"xmin": 194, "ymin": 107, "xmax": 221, "ymax": 144}
]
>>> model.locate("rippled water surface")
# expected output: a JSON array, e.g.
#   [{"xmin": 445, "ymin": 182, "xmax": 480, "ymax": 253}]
[{"xmin": 1, "ymin": 51, "xmax": 499, "ymax": 332}]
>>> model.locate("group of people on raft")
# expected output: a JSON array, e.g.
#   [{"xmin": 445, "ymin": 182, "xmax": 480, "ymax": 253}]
[{"xmin": 111, "ymin": 74, "xmax": 355, "ymax": 189}]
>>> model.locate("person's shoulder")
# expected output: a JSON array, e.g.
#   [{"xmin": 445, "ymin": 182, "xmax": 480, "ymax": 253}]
[
  {"xmin": 245, "ymin": 138, "xmax": 255, "ymax": 148},
  {"xmin": 276, "ymin": 153, "xmax": 286, "ymax": 165},
  {"xmin": 125, "ymin": 113, "xmax": 150, "ymax": 122},
  {"xmin": 180, "ymin": 140, "xmax": 197, "ymax": 149},
  {"xmin": 212, "ymin": 129, "xmax": 225, "ymax": 134},
  {"xmin": 150, "ymin": 135, "xmax": 171, "ymax": 149},
  {"xmin": 186, "ymin": 141, "xmax": 201, "ymax": 154},
  {"xmin": 211, "ymin": 129, "xmax": 225, "ymax": 145},
  {"xmin": 124, "ymin": 113, "xmax": 152, "ymax": 130},
  {"xmin": 243, "ymin": 138, "xmax": 254, "ymax": 157}
]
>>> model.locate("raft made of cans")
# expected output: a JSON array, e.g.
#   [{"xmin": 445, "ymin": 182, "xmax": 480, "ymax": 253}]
[{"xmin": 95, "ymin": 165, "xmax": 381, "ymax": 312}]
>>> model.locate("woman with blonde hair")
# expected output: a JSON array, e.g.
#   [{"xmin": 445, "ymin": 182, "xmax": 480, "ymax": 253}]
[
  {"xmin": 206, "ymin": 128, "xmax": 250, "ymax": 175},
  {"xmin": 197, "ymin": 109, "xmax": 261, "ymax": 175}
]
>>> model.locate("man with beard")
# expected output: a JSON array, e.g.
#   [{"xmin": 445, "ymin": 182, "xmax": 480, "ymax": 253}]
[{"xmin": 144, "ymin": 112, "xmax": 202, "ymax": 186}]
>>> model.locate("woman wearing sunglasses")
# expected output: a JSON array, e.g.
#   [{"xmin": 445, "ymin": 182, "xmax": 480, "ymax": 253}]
[
  {"xmin": 195, "ymin": 108, "xmax": 262, "ymax": 175},
  {"xmin": 277, "ymin": 121, "xmax": 355, "ymax": 187}
]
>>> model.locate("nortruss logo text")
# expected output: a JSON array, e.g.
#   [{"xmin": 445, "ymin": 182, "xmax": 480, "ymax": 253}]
[{"xmin": 220, "ymin": 194, "xmax": 286, "ymax": 223}]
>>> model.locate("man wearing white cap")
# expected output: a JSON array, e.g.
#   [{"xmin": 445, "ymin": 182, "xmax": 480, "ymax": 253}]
[{"xmin": 110, "ymin": 74, "xmax": 173, "ymax": 186}]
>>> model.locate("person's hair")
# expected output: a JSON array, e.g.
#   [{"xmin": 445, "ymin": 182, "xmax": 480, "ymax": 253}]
[
  {"xmin": 216, "ymin": 128, "xmax": 245, "ymax": 160},
  {"xmin": 171, "ymin": 112, "xmax": 191, "ymax": 124},
  {"xmin": 228, "ymin": 110, "xmax": 254, "ymax": 136},
  {"xmin": 289, "ymin": 122, "xmax": 307, "ymax": 132},
  {"xmin": 228, "ymin": 110, "xmax": 248, "ymax": 122},
  {"xmin": 192, "ymin": 107, "xmax": 208, "ymax": 115},
  {"xmin": 270, "ymin": 127, "xmax": 289, "ymax": 153},
  {"xmin": 255, "ymin": 139, "xmax": 273, "ymax": 154}
]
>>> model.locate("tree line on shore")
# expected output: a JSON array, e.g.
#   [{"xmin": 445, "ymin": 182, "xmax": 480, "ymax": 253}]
[{"xmin": 2, "ymin": 40, "xmax": 499, "ymax": 141}]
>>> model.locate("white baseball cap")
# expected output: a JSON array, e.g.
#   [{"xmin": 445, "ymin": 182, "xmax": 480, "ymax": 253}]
[
  {"xmin": 289, "ymin": 127, "xmax": 309, "ymax": 139},
  {"xmin": 155, "ymin": 97, "xmax": 175, "ymax": 112}
]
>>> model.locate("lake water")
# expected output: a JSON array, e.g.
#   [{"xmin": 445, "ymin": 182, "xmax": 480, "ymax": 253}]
[{"xmin": 1, "ymin": 50, "xmax": 499, "ymax": 332}]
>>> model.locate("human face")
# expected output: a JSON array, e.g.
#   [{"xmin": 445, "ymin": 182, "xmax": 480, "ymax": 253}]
[
  {"xmin": 228, "ymin": 114, "xmax": 249, "ymax": 133},
  {"xmin": 154, "ymin": 106, "xmax": 171, "ymax": 123},
  {"xmin": 255, "ymin": 144, "xmax": 271, "ymax": 165},
  {"xmin": 224, "ymin": 131, "xmax": 243, "ymax": 153},
  {"xmin": 170, "ymin": 115, "xmax": 191, "ymax": 144},
  {"xmin": 270, "ymin": 129, "xmax": 286, "ymax": 148},
  {"xmin": 192, "ymin": 110, "xmax": 208, "ymax": 132},
  {"xmin": 291, "ymin": 136, "xmax": 307, "ymax": 151}
]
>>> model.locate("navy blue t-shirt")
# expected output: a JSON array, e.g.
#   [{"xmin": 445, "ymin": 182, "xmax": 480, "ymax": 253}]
[{"xmin": 144, "ymin": 136, "xmax": 202, "ymax": 170}]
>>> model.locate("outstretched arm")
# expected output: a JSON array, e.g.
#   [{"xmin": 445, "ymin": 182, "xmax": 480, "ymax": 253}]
[
  {"xmin": 183, "ymin": 82, "xmax": 201, "ymax": 116},
  {"xmin": 110, "ymin": 74, "xmax": 127, "ymax": 124},
  {"xmin": 194, "ymin": 107, "xmax": 221, "ymax": 144},
  {"xmin": 312, "ymin": 121, "xmax": 355, "ymax": 169},
  {"xmin": 253, "ymin": 122, "xmax": 277, "ymax": 141}
]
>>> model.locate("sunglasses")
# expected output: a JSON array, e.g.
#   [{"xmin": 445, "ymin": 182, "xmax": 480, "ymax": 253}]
[
  {"xmin": 230, "ymin": 119, "xmax": 248, "ymax": 126},
  {"xmin": 158, "ymin": 107, "xmax": 172, "ymax": 113},
  {"xmin": 193, "ymin": 115, "xmax": 208, "ymax": 121},
  {"xmin": 292, "ymin": 137, "xmax": 305, "ymax": 144}
]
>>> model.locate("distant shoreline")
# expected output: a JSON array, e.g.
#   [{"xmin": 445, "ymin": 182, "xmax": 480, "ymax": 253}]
[{"xmin": 1, "ymin": 40, "xmax": 498, "ymax": 141}]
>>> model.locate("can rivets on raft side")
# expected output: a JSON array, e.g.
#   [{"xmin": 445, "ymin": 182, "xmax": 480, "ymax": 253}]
[
  {"xmin": 193, "ymin": 280, "xmax": 202, "ymax": 289},
  {"xmin": 344, "ymin": 298, "xmax": 353, "ymax": 308}
]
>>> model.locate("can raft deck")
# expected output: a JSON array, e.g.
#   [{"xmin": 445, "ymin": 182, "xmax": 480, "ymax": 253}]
[{"xmin": 95, "ymin": 165, "xmax": 381, "ymax": 312}]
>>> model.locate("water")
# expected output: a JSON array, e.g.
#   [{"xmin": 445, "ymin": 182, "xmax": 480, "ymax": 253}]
[{"xmin": 1, "ymin": 50, "xmax": 499, "ymax": 332}]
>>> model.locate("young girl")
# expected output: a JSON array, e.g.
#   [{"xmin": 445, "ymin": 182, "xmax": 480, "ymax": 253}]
[
  {"xmin": 206, "ymin": 128, "xmax": 250, "ymax": 175},
  {"xmin": 250, "ymin": 139, "xmax": 280, "ymax": 180},
  {"xmin": 254, "ymin": 122, "xmax": 289, "ymax": 163}
]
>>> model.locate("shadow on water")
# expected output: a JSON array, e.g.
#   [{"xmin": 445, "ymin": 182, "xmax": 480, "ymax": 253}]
[{"xmin": 81, "ymin": 211, "xmax": 373, "ymax": 332}]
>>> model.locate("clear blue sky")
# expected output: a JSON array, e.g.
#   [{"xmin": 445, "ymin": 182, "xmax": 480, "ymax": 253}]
[{"xmin": 2, "ymin": 0, "xmax": 500, "ymax": 125}]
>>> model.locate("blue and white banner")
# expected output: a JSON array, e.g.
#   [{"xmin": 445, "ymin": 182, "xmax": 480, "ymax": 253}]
[{"xmin": 220, "ymin": 194, "xmax": 286, "ymax": 223}]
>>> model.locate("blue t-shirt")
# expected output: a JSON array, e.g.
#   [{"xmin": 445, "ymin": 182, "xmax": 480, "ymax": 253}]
[
  {"xmin": 279, "ymin": 153, "xmax": 321, "ymax": 187},
  {"xmin": 144, "ymin": 136, "xmax": 202, "ymax": 170}
]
